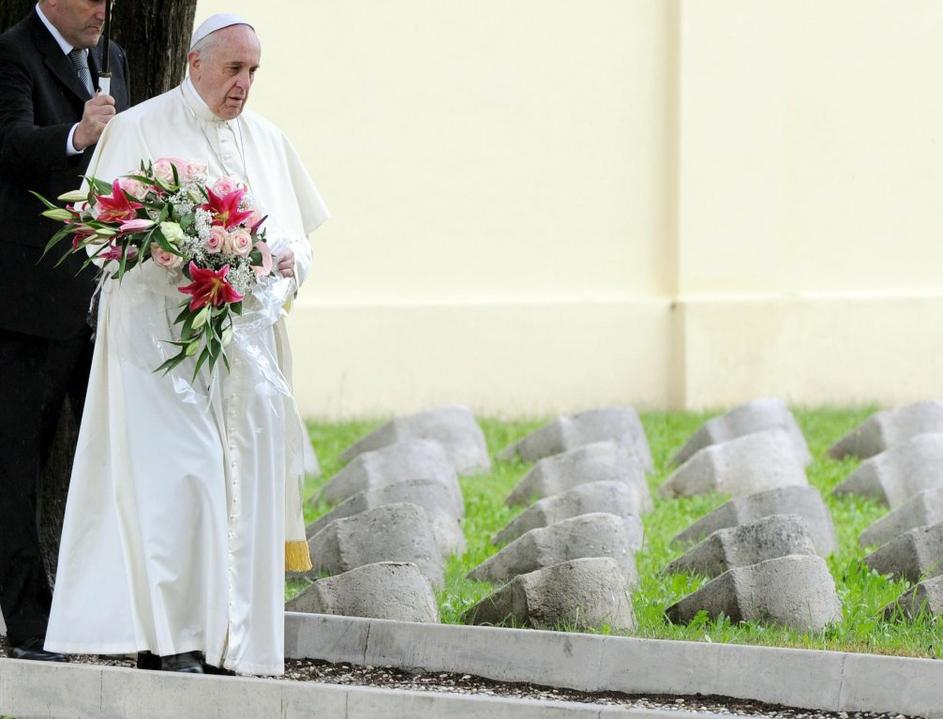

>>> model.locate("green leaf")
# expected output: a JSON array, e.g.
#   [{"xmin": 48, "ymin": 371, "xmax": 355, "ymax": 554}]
[
  {"xmin": 54, "ymin": 247, "xmax": 74, "ymax": 269},
  {"xmin": 191, "ymin": 346, "xmax": 212, "ymax": 381},
  {"xmin": 118, "ymin": 242, "xmax": 128, "ymax": 277},
  {"xmin": 29, "ymin": 190, "xmax": 61, "ymax": 211},
  {"xmin": 40, "ymin": 224, "xmax": 75, "ymax": 259},
  {"xmin": 154, "ymin": 229, "xmax": 183, "ymax": 255},
  {"xmin": 84, "ymin": 175, "xmax": 112, "ymax": 194},
  {"xmin": 155, "ymin": 348, "xmax": 187, "ymax": 375},
  {"xmin": 174, "ymin": 302, "xmax": 191, "ymax": 325}
]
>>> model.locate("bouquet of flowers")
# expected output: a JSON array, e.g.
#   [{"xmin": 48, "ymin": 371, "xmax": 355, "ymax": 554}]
[{"xmin": 34, "ymin": 157, "xmax": 274, "ymax": 377}]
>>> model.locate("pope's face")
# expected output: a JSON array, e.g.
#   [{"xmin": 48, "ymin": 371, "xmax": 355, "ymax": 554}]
[
  {"xmin": 189, "ymin": 25, "xmax": 261, "ymax": 121},
  {"xmin": 43, "ymin": 0, "xmax": 107, "ymax": 50}
]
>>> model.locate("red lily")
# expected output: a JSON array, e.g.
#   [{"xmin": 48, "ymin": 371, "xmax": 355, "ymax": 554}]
[
  {"xmin": 95, "ymin": 179, "xmax": 144, "ymax": 223},
  {"xmin": 200, "ymin": 187, "xmax": 253, "ymax": 230},
  {"xmin": 177, "ymin": 261, "xmax": 244, "ymax": 311}
]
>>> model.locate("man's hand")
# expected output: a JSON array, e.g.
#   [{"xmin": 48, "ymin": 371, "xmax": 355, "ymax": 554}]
[
  {"xmin": 277, "ymin": 249, "xmax": 296, "ymax": 279},
  {"xmin": 72, "ymin": 93, "xmax": 116, "ymax": 151}
]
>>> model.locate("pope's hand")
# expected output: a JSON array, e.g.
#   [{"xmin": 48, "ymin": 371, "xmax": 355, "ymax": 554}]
[
  {"xmin": 277, "ymin": 249, "xmax": 296, "ymax": 279},
  {"xmin": 73, "ymin": 93, "xmax": 117, "ymax": 151}
]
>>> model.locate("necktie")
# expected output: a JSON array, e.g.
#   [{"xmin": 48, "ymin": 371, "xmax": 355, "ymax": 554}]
[{"xmin": 68, "ymin": 48, "xmax": 94, "ymax": 95}]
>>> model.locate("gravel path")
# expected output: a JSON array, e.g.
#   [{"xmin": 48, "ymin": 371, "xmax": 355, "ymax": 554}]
[{"xmin": 0, "ymin": 641, "xmax": 923, "ymax": 718}]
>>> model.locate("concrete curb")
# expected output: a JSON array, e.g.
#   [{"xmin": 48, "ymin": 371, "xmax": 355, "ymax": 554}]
[
  {"xmin": 285, "ymin": 613, "xmax": 943, "ymax": 718},
  {"xmin": 0, "ymin": 657, "xmax": 731, "ymax": 719}
]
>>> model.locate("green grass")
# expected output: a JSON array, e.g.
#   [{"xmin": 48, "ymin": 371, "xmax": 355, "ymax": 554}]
[{"xmin": 291, "ymin": 408, "xmax": 943, "ymax": 659}]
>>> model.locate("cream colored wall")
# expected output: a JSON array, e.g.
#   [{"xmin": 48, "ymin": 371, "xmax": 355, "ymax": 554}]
[
  {"xmin": 675, "ymin": 0, "xmax": 943, "ymax": 408},
  {"xmin": 194, "ymin": 0, "xmax": 943, "ymax": 417}
]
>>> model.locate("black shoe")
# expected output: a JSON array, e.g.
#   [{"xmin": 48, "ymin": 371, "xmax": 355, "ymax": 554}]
[
  {"xmin": 161, "ymin": 651, "xmax": 204, "ymax": 673},
  {"xmin": 203, "ymin": 661, "xmax": 236, "ymax": 677},
  {"xmin": 10, "ymin": 637, "xmax": 67, "ymax": 662},
  {"xmin": 202, "ymin": 661, "xmax": 235, "ymax": 676},
  {"xmin": 136, "ymin": 651, "xmax": 161, "ymax": 670}
]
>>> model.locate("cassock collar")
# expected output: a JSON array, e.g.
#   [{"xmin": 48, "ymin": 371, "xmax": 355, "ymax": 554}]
[{"xmin": 181, "ymin": 77, "xmax": 231, "ymax": 127}]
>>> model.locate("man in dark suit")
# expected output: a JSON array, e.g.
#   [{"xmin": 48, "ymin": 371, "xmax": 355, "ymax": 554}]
[{"xmin": 0, "ymin": 0, "xmax": 130, "ymax": 661}]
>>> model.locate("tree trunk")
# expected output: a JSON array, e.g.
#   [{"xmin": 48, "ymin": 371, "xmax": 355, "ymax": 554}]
[
  {"xmin": 2, "ymin": 0, "xmax": 197, "ymax": 584},
  {"xmin": 111, "ymin": 1, "xmax": 199, "ymax": 106}
]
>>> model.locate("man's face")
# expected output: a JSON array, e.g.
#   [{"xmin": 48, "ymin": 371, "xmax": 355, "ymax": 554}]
[
  {"xmin": 189, "ymin": 25, "xmax": 261, "ymax": 121},
  {"xmin": 43, "ymin": 0, "xmax": 107, "ymax": 50}
]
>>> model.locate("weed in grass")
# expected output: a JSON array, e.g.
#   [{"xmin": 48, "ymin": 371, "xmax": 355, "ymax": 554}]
[{"xmin": 295, "ymin": 408, "xmax": 941, "ymax": 658}]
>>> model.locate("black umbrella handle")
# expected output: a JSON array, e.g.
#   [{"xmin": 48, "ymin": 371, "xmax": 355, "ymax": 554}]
[{"xmin": 99, "ymin": 0, "xmax": 112, "ymax": 93}]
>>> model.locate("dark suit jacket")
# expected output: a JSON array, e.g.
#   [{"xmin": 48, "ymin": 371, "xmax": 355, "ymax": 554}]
[{"xmin": 0, "ymin": 9, "xmax": 130, "ymax": 339}]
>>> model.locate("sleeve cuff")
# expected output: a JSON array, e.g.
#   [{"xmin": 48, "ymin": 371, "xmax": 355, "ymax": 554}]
[{"xmin": 66, "ymin": 124, "xmax": 83, "ymax": 156}]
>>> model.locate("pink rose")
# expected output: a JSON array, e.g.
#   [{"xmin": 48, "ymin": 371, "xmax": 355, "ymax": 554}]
[
  {"xmin": 212, "ymin": 175, "xmax": 240, "ymax": 196},
  {"xmin": 205, "ymin": 225, "xmax": 227, "ymax": 254},
  {"xmin": 152, "ymin": 157, "xmax": 186, "ymax": 185},
  {"xmin": 253, "ymin": 240, "xmax": 273, "ymax": 278},
  {"xmin": 150, "ymin": 242, "xmax": 183, "ymax": 269},
  {"xmin": 118, "ymin": 177, "xmax": 147, "ymax": 200},
  {"xmin": 225, "ymin": 228, "xmax": 253, "ymax": 256}
]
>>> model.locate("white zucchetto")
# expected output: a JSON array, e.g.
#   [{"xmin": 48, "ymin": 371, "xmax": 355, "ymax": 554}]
[{"xmin": 189, "ymin": 13, "xmax": 254, "ymax": 51}]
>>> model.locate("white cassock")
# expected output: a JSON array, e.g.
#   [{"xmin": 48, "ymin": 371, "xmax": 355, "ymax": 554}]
[{"xmin": 44, "ymin": 78, "xmax": 328, "ymax": 675}]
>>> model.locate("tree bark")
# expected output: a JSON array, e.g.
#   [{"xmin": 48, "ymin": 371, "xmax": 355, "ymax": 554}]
[
  {"xmin": 111, "ymin": 1, "xmax": 199, "ymax": 106},
  {"xmin": 2, "ymin": 0, "xmax": 197, "ymax": 584}
]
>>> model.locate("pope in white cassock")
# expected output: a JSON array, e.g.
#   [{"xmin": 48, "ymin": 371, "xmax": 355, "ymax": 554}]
[{"xmin": 43, "ymin": 14, "xmax": 328, "ymax": 675}]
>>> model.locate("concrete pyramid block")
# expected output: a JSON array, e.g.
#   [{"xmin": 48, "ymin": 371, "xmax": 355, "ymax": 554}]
[
  {"xmin": 664, "ymin": 514, "xmax": 818, "ymax": 578},
  {"xmin": 863, "ymin": 521, "xmax": 943, "ymax": 583},
  {"xmin": 659, "ymin": 429, "xmax": 808, "ymax": 500},
  {"xmin": 666, "ymin": 555, "xmax": 842, "ymax": 632},
  {"xmin": 498, "ymin": 407, "xmax": 652, "ymax": 473},
  {"xmin": 883, "ymin": 575, "xmax": 943, "ymax": 620},
  {"xmin": 307, "ymin": 479, "xmax": 466, "ymax": 558},
  {"xmin": 308, "ymin": 502, "xmax": 445, "ymax": 586},
  {"xmin": 467, "ymin": 513, "xmax": 638, "ymax": 586},
  {"xmin": 671, "ymin": 398, "xmax": 811, "ymax": 468},
  {"xmin": 340, "ymin": 406, "xmax": 490, "ymax": 475},
  {"xmin": 833, "ymin": 434, "xmax": 943, "ymax": 509},
  {"xmin": 317, "ymin": 439, "xmax": 464, "ymax": 516},
  {"xmin": 672, "ymin": 485, "xmax": 837, "ymax": 557},
  {"xmin": 462, "ymin": 557, "xmax": 635, "ymax": 631},
  {"xmin": 860, "ymin": 488, "xmax": 943, "ymax": 548},
  {"xmin": 286, "ymin": 562, "xmax": 438, "ymax": 623},
  {"xmin": 504, "ymin": 441, "xmax": 651, "ymax": 510},
  {"xmin": 829, "ymin": 400, "xmax": 943, "ymax": 460},
  {"xmin": 495, "ymin": 481, "xmax": 645, "ymax": 546}
]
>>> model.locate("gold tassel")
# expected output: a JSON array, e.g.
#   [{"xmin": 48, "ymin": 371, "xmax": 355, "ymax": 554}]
[{"xmin": 285, "ymin": 541, "xmax": 312, "ymax": 573}]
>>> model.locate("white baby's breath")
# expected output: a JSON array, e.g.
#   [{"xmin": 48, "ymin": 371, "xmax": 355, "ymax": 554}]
[
  {"xmin": 194, "ymin": 208, "xmax": 213, "ymax": 242},
  {"xmin": 227, "ymin": 262, "xmax": 254, "ymax": 296}
]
